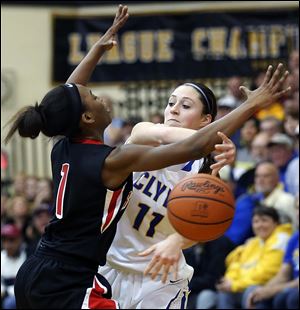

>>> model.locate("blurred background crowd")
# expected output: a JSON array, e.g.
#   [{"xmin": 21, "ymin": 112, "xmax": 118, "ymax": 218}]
[{"xmin": 1, "ymin": 1, "xmax": 299, "ymax": 309}]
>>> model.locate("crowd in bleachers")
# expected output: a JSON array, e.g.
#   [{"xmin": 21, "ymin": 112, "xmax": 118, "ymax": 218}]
[
  {"xmin": 184, "ymin": 51, "xmax": 299, "ymax": 310},
  {"xmin": 1, "ymin": 50, "xmax": 299, "ymax": 309}
]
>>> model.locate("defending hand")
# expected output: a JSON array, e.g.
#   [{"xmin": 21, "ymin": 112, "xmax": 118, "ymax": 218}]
[
  {"xmin": 239, "ymin": 63, "xmax": 291, "ymax": 109},
  {"xmin": 210, "ymin": 131, "xmax": 236, "ymax": 176},
  {"xmin": 96, "ymin": 5, "xmax": 129, "ymax": 51}
]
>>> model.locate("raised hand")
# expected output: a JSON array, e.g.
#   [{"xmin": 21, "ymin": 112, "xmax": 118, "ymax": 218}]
[
  {"xmin": 96, "ymin": 4, "xmax": 129, "ymax": 51},
  {"xmin": 239, "ymin": 63, "xmax": 291, "ymax": 109},
  {"xmin": 210, "ymin": 131, "xmax": 236, "ymax": 176},
  {"xmin": 66, "ymin": 5, "xmax": 129, "ymax": 85}
]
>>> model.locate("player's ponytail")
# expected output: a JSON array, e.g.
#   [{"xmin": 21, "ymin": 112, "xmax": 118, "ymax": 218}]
[
  {"xmin": 4, "ymin": 83, "xmax": 83, "ymax": 144},
  {"xmin": 4, "ymin": 103, "xmax": 44, "ymax": 144}
]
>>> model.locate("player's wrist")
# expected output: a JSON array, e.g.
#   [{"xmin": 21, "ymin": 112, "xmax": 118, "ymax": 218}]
[{"xmin": 169, "ymin": 233, "xmax": 194, "ymax": 249}]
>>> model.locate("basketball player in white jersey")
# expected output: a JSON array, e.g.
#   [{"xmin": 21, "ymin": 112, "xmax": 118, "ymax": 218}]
[{"xmin": 99, "ymin": 82, "xmax": 237, "ymax": 308}]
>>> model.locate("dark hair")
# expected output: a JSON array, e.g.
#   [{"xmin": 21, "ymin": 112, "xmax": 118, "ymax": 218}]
[
  {"xmin": 181, "ymin": 83, "xmax": 217, "ymax": 174},
  {"xmin": 253, "ymin": 206, "xmax": 280, "ymax": 223},
  {"xmin": 197, "ymin": 154, "xmax": 215, "ymax": 174},
  {"xmin": 183, "ymin": 83, "xmax": 217, "ymax": 121},
  {"xmin": 4, "ymin": 84, "xmax": 83, "ymax": 144}
]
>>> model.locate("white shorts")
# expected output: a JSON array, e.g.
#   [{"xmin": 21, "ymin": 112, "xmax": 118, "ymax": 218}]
[{"xmin": 99, "ymin": 263, "xmax": 193, "ymax": 309}]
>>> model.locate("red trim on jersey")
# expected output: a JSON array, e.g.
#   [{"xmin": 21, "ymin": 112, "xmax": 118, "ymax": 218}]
[
  {"xmin": 88, "ymin": 277, "xmax": 117, "ymax": 309},
  {"xmin": 102, "ymin": 189, "xmax": 122, "ymax": 231},
  {"xmin": 72, "ymin": 138, "xmax": 103, "ymax": 145}
]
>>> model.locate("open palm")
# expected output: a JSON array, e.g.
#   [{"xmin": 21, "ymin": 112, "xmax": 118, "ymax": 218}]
[
  {"xmin": 239, "ymin": 63, "xmax": 290, "ymax": 109},
  {"xmin": 97, "ymin": 5, "xmax": 129, "ymax": 51}
]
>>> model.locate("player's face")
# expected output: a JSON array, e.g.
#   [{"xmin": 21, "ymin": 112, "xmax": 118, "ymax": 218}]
[
  {"xmin": 77, "ymin": 85, "xmax": 112, "ymax": 129},
  {"xmin": 164, "ymin": 85, "xmax": 211, "ymax": 130}
]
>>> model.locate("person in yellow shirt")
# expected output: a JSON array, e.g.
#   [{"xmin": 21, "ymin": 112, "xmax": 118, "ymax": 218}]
[
  {"xmin": 216, "ymin": 206, "xmax": 292, "ymax": 309},
  {"xmin": 245, "ymin": 196, "xmax": 299, "ymax": 309}
]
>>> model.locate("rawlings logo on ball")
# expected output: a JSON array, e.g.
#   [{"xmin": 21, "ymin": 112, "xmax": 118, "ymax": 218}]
[{"xmin": 181, "ymin": 180, "xmax": 225, "ymax": 194}]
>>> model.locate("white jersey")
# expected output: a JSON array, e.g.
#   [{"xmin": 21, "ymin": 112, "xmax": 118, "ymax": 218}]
[{"xmin": 104, "ymin": 159, "xmax": 204, "ymax": 280}]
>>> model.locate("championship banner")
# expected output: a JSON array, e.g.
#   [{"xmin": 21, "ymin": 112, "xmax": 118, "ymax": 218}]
[{"xmin": 52, "ymin": 10, "xmax": 299, "ymax": 83}]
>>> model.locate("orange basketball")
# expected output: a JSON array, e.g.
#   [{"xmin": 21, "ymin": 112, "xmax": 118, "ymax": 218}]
[{"xmin": 167, "ymin": 174, "xmax": 235, "ymax": 242}]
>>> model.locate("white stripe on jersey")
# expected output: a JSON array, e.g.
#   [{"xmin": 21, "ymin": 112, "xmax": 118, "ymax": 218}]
[{"xmin": 101, "ymin": 187, "xmax": 123, "ymax": 233}]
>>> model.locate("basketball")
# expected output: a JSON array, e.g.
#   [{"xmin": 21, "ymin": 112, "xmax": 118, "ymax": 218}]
[{"xmin": 167, "ymin": 174, "xmax": 235, "ymax": 242}]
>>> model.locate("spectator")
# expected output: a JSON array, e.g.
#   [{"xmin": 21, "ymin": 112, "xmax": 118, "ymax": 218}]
[
  {"xmin": 233, "ymin": 117, "xmax": 260, "ymax": 181},
  {"xmin": 283, "ymin": 91, "xmax": 299, "ymax": 116},
  {"xmin": 259, "ymin": 116, "xmax": 283, "ymax": 137},
  {"xmin": 216, "ymin": 96, "xmax": 240, "ymax": 148},
  {"xmin": 249, "ymin": 132, "xmax": 271, "ymax": 164},
  {"xmin": 1, "ymin": 192, "xmax": 11, "ymax": 227},
  {"xmin": 212, "ymin": 97, "xmax": 240, "ymax": 187},
  {"xmin": 121, "ymin": 115, "xmax": 143, "ymax": 142},
  {"xmin": 244, "ymin": 196, "xmax": 299, "ymax": 309},
  {"xmin": 103, "ymin": 95, "xmax": 125, "ymax": 146},
  {"xmin": 285, "ymin": 125, "xmax": 299, "ymax": 196},
  {"xmin": 284, "ymin": 110, "xmax": 299, "ymax": 138},
  {"xmin": 234, "ymin": 132, "xmax": 271, "ymax": 198},
  {"xmin": 23, "ymin": 176, "xmax": 38, "ymax": 210},
  {"xmin": 25, "ymin": 203, "xmax": 52, "ymax": 257},
  {"xmin": 216, "ymin": 207, "xmax": 292, "ymax": 309},
  {"xmin": 1, "ymin": 223, "xmax": 27, "ymax": 309},
  {"xmin": 216, "ymin": 96, "xmax": 237, "ymax": 120},
  {"xmin": 184, "ymin": 236, "xmax": 234, "ymax": 309},
  {"xmin": 285, "ymin": 67, "xmax": 299, "ymax": 94},
  {"xmin": 8, "ymin": 196, "xmax": 31, "ymax": 236},
  {"xmin": 34, "ymin": 177, "xmax": 54, "ymax": 207},
  {"xmin": 11, "ymin": 173, "xmax": 26, "ymax": 197},
  {"xmin": 267, "ymin": 133, "xmax": 297, "ymax": 191},
  {"xmin": 225, "ymin": 161, "xmax": 295, "ymax": 246},
  {"xmin": 214, "ymin": 76, "xmax": 244, "ymax": 159},
  {"xmin": 218, "ymin": 76, "xmax": 244, "ymax": 108}
]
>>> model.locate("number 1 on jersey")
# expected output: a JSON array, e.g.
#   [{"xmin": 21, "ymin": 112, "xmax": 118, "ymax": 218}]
[{"xmin": 56, "ymin": 163, "xmax": 70, "ymax": 219}]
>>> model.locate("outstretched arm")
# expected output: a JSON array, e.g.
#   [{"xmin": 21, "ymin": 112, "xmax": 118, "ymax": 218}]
[
  {"xmin": 103, "ymin": 64, "xmax": 290, "ymax": 189},
  {"xmin": 127, "ymin": 122, "xmax": 197, "ymax": 146},
  {"xmin": 66, "ymin": 5, "xmax": 129, "ymax": 85},
  {"xmin": 129, "ymin": 124, "xmax": 236, "ymax": 175}
]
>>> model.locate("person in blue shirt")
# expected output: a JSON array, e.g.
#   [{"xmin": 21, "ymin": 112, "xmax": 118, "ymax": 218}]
[{"xmin": 225, "ymin": 161, "xmax": 295, "ymax": 247}]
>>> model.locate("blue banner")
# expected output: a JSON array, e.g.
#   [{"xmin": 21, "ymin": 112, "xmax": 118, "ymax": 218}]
[{"xmin": 52, "ymin": 9, "xmax": 299, "ymax": 83}]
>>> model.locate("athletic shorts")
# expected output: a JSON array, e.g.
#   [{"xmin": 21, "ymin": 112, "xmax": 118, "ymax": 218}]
[
  {"xmin": 99, "ymin": 263, "xmax": 193, "ymax": 309},
  {"xmin": 14, "ymin": 253, "xmax": 118, "ymax": 309}
]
